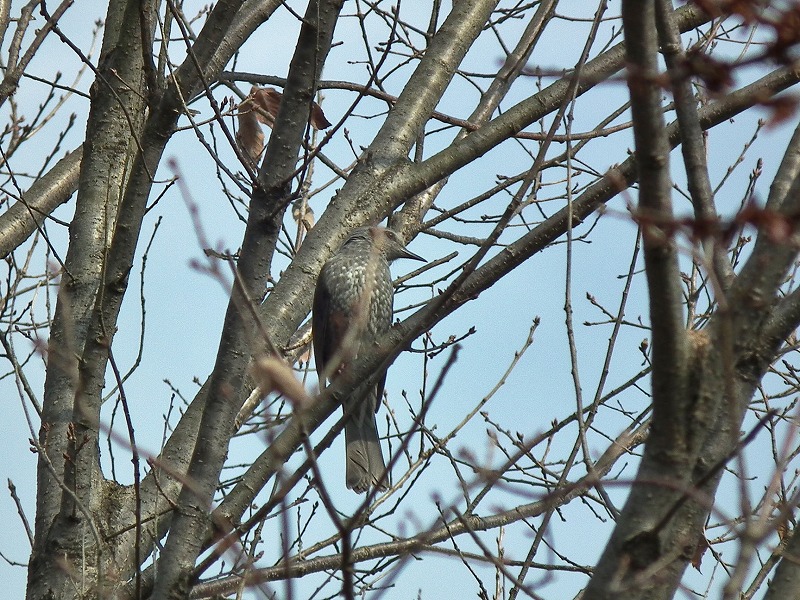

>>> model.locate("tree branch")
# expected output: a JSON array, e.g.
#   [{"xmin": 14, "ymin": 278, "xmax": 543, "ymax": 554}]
[{"xmin": 0, "ymin": 146, "xmax": 81, "ymax": 258}]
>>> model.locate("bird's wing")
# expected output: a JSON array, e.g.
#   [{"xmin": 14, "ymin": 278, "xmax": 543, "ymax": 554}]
[
  {"xmin": 312, "ymin": 269, "xmax": 331, "ymax": 376},
  {"xmin": 313, "ymin": 264, "xmax": 351, "ymax": 379}
]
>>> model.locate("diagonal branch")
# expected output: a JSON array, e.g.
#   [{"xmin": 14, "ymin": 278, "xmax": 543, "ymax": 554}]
[{"xmin": 0, "ymin": 146, "xmax": 81, "ymax": 258}]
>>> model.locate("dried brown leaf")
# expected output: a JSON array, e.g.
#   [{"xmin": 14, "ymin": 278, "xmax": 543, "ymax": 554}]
[
  {"xmin": 250, "ymin": 86, "xmax": 331, "ymax": 130},
  {"xmin": 236, "ymin": 110, "xmax": 264, "ymax": 163}
]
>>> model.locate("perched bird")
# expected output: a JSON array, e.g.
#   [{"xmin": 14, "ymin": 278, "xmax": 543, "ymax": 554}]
[{"xmin": 312, "ymin": 227, "xmax": 424, "ymax": 493}]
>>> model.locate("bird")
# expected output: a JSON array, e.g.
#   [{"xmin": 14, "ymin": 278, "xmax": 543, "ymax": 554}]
[{"xmin": 312, "ymin": 226, "xmax": 424, "ymax": 493}]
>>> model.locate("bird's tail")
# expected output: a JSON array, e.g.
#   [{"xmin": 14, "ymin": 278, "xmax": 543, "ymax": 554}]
[{"xmin": 344, "ymin": 391, "xmax": 388, "ymax": 493}]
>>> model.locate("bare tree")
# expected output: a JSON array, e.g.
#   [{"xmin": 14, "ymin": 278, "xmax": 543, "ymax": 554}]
[{"xmin": 3, "ymin": 0, "xmax": 800, "ymax": 598}]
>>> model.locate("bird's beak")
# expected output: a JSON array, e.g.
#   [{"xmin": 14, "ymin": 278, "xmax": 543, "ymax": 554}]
[{"xmin": 399, "ymin": 247, "xmax": 425, "ymax": 262}]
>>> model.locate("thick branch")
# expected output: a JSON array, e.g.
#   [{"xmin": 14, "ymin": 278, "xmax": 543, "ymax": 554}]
[
  {"xmin": 29, "ymin": 0, "xmax": 153, "ymax": 593},
  {"xmin": 733, "ymin": 119, "xmax": 800, "ymax": 329},
  {"xmin": 0, "ymin": 147, "xmax": 81, "ymax": 258},
  {"xmin": 764, "ymin": 523, "xmax": 800, "ymax": 600},
  {"xmin": 393, "ymin": 0, "xmax": 557, "ymax": 233},
  {"xmin": 368, "ymin": 0, "xmax": 499, "ymax": 165},
  {"xmin": 623, "ymin": 0, "xmax": 689, "ymax": 461},
  {"xmin": 655, "ymin": 0, "xmax": 733, "ymax": 286}
]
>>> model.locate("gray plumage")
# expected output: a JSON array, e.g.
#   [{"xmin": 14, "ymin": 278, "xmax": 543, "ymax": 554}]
[{"xmin": 312, "ymin": 226, "xmax": 424, "ymax": 493}]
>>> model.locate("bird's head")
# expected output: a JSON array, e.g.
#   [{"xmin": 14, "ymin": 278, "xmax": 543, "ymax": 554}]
[
  {"xmin": 343, "ymin": 226, "xmax": 425, "ymax": 263},
  {"xmin": 372, "ymin": 226, "xmax": 425, "ymax": 262}
]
